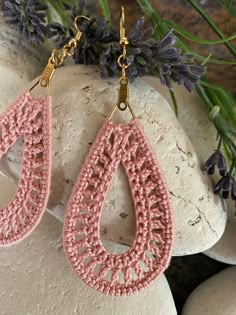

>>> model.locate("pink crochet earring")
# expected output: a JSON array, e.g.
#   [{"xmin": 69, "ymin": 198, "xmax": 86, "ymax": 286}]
[
  {"xmin": 63, "ymin": 7, "xmax": 174, "ymax": 296},
  {"xmin": 0, "ymin": 16, "xmax": 88, "ymax": 246},
  {"xmin": 0, "ymin": 87, "xmax": 51, "ymax": 246}
]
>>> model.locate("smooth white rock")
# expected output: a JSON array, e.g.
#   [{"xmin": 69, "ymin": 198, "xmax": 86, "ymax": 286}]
[
  {"xmin": 0, "ymin": 212, "xmax": 177, "ymax": 315},
  {"xmin": 144, "ymin": 77, "xmax": 236, "ymax": 264},
  {"xmin": 205, "ymin": 199, "xmax": 236, "ymax": 264},
  {"xmin": 182, "ymin": 266, "xmax": 236, "ymax": 315},
  {"xmin": 0, "ymin": 15, "xmax": 48, "ymax": 107},
  {"xmin": 2, "ymin": 65, "xmax": 226, "ymax": 256}
]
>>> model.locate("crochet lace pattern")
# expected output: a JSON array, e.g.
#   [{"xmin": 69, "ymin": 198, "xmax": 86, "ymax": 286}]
[
  {"xmin": 63, "ymin": 118, "xmax": 173, "ymax": 296},
  {"xmin": 0, "ymin": 91, "xmax": 51, "ymax": 246}
]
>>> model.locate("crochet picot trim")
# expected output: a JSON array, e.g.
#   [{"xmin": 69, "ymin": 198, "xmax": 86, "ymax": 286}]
[
  {"xmin": 0, "ymin": 91, "xmax": 51, "ymax": 246},
  {"xmin": 63, "ymin": 118, "xmax": 174, "ymax": 296}
]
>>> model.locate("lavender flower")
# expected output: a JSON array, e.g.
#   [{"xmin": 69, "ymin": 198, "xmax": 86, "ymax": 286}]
[
  {"xmin": 99, "ymin": 17, "xmax": 155, "ymax": 81},
  {"xmin": 213, "ymin": 174, "xmax": 236, "ymax": 199},
  {"xmin": 125, "ymin": 17, "xmax": 155, "ymax": 81},
  {"xmin": 154, "ymin": 31, "xmax": 205, "ymax": 92},
  {"xmin": 100, "ymin": 42, "xmax": 120, "ymax": 78},
  {"xmin": 73, "ymin": 18, "xmax": 117, "ymax": 65},
  {"xmin": 48, "ymin": 22, "xmax": 74, "ymax": 47},
  {"xmin": 203, "ymin": 150, "xmax": 227, "ymax": 176},
  {"xmin": 204, "ymin": 151, "xmax": 236, "ymax": 206},
  {"xmin": 2, "ymin": 0, "xmax": 48, "ymax": 44}
]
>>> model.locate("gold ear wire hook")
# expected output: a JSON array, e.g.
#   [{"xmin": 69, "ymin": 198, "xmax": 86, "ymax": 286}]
[
  {"xmin": 120, "ymin": 6, "xmax": 125, "ymax": 43},
  {"xmin": 30, "ymin": 15, "xmax": 91, "ymax": 96},
  {"xmin": 74, "ymin": 15, "xmax": 91, "ymax": 41},
  {"xmin": 110, "ymin": 6, "xmax": 135, "ymax": 119},
  {"xmin": 120, "ymin": 7, "xmax": 129, "ymax": 47}
]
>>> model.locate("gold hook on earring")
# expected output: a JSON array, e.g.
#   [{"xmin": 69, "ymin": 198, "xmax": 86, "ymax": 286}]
[
  {"xmin": 110, "ymin": 6, "xmax": 135, "ymax": 119},
  {"xmin": 74, "ymin": 15, "xmax": 91, "ymax": 41},
  {"xmin": 120, "ymin": 6, "xmax": 127, "ymax": 45},
  {"xmin": 30, "ymin": 15, "xmax": 91, "ymax": 96},
  {"xmin": 117, "ymin": 6, "xmax": 129, "ymax": 78}
]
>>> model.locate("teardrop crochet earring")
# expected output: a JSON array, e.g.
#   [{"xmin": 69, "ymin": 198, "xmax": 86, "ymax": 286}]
[
  {"xmin": 63, "ymin": 7, "xmax": 174, "ymax": 296},
  {"xmin": 0, "ymin": 16, "xmax": 90, "ymax": 246}
]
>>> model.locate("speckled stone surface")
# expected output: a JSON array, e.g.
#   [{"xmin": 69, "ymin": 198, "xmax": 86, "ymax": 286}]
[
  {"xmin": 0, "ymin": 210, "xmax": 177, "ymax": 315},
  {"xmin": 1, "ymin": 65, "xmax": 226, "ymax": 256}
]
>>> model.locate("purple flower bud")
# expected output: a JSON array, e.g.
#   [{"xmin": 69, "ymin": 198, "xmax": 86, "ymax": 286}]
[
  {"xmin": 203, "ymin": 150, "xmax": 227, "ymax": 176},
  {"xmin": 154, "ymin": 31, "xmax": 205, "ymax": 91},
  {"xmin": 213, "ymin": 174, "xmax": 236, "ymax": 200}
]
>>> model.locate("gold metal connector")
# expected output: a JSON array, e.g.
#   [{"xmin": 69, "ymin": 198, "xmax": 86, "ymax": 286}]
[
  {"xmin": 30, "ymin": 15, "xmax": 91, "ymax": 95},
  {"xmin": 111, "ymin": 6, "xmax": 135, "ymax": 119},
  {"xmin": 40, "ymin": 57, "xmax": 56, "ymax": 88}
]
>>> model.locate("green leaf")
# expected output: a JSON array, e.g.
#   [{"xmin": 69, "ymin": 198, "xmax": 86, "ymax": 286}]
[
  {"xmin": 46, "ymin": 0, "xmax": 71, "ymax": 27},
  {"xmin": 194, "ymin": 54, "xmax": 236, "ymax": 65},
  {"xmin": 187, "ymin": 0, "xmax": 236, "ymax": 58},
  {"xmin": 166, "ymin": 20, "xmax": 236, "ymax": 44},
  {"xmin": 201, "ymin": 53, "xmax": 212, "ymax": 66}
]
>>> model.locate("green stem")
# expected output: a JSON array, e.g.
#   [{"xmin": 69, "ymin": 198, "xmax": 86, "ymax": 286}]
[
  {"xmin": 169, "ymin": 89, "xmax": 178, "ymax": 116},
  {"xmin": 46, "ymin": 4, "xmax": 53, "ymax": 24},
  {"xmin": 166, "ymin": 20, "xmax": 236, "ymax": 45},
  {"xmin": 229, "ymin": 159, "xmax": 236, "ymax": 174},
  {"xmin": 196, "ymin": 83, "xmax": 213, "ymax": 111},
  {"xmin": 217, "ymin": 137, "xmax": 223, "ymax": 150},
  {"xmin": 99, "ymin": 0, "xmax": 111, "ymax": 22},
  {"xmin": 216, "ymin": 123, "xmax": 236, "ymax": 153}
]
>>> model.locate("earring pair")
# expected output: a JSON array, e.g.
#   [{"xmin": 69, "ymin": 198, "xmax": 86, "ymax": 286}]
[{"xmin": 0, "ymin": 8, "xmax": 173, "ymax": 296}]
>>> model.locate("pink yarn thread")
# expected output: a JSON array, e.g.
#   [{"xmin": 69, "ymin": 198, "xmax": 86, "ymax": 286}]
[
  {"xmin": 63, "ymin": 118, "xmax": 174, "ymax": 296},
  {"xmin": 0, "ymin": 91, "xmax": 51, "ymax": 246}
]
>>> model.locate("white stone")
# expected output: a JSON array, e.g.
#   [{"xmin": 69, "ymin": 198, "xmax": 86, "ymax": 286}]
[
  {"xmin": 2, "ymin": 65, "xmax": 226, "ymax": 256},
  {"xmin": 182, "ymin": 266, "xmax": 236, "ymax": 315},
  {"xmin": 205, "ymin": 199, "xmax": 236, "ymax": 264},
  {"xmin": 144, "ymin": 77, "xmax": 236, "ymax": 264},
  {"xmin": 0, "ymin": 211, "xmax": 177, "ymax": 315},
  {"xmin": 0, "ymin": 173, "xmax": 17, "ymax": 207},
  {"xmin": 143, "ymin": 76, "xmax": 217, "ymax": 161},
  {"xmin": 0, "ymin": 15, "xmax": 48, "ymax": 107}
]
